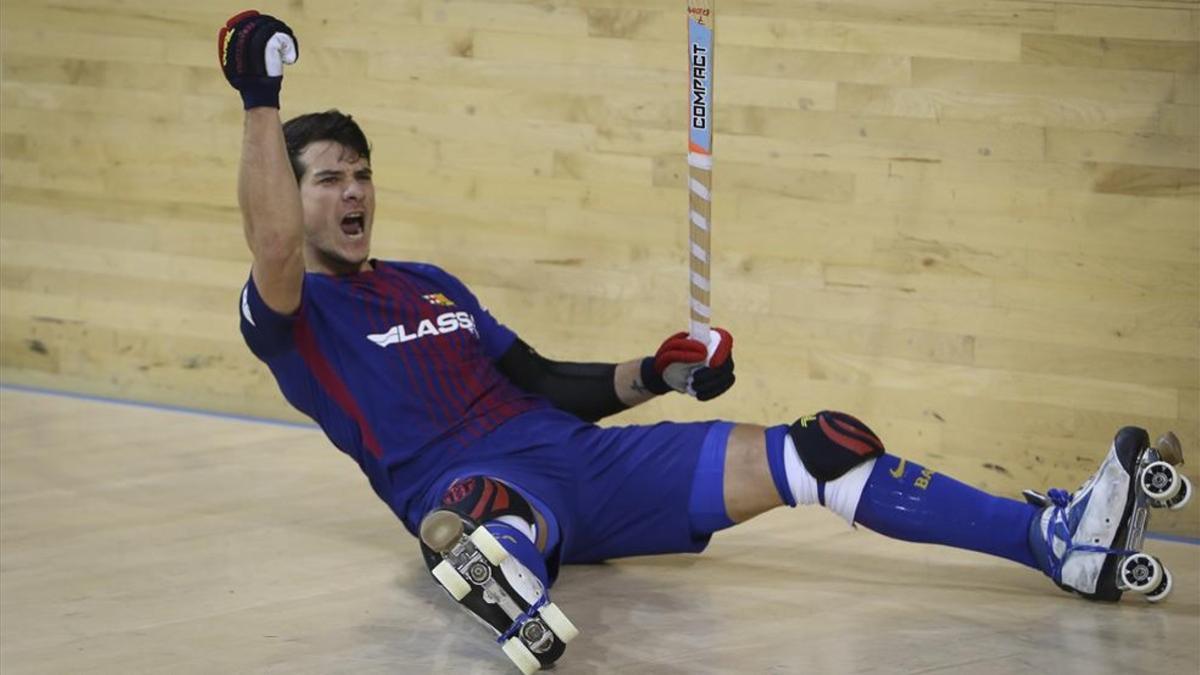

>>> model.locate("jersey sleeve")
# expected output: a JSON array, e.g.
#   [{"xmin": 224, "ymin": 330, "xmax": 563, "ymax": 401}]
[
  {"xmin": 239, "ymin": 271, "xmax": 300, "ymax": 360},
  {"xmin": 419, "ymin": 264, "xmax": 518, "ymax": 359}
]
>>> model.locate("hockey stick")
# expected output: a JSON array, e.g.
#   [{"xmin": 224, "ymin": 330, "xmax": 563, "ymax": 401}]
[{"xmin": 686, "ymin": 0, "xmax": 714, "ymax": 345}]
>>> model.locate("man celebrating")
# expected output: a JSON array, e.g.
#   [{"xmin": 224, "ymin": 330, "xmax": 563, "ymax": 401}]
[{"xmin": 221, "ymin": 11, "xmax": 1189, "ymax": 674}]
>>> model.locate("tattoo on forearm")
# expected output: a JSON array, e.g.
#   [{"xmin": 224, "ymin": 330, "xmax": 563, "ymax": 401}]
[{"xmin": 631, "ymin": 378, "xmax": 651, "ymax": 395}]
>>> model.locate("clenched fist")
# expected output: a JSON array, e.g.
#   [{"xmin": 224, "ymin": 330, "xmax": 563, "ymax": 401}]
[
  {"xmin": 218, "ymin": 10, "xmax": 298, "ymax": 109},
  {"xmin": 640, "ymin": 328, "xmax": 735, "ymax": 401}
]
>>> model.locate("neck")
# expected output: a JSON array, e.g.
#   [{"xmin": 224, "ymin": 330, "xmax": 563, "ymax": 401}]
[{"xmin": 305, "ymin": 247, "xmax": 371, "ymax": 276}]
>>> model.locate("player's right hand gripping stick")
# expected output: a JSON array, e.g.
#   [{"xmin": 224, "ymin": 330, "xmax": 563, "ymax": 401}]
[
  {"xmin": 218, "ymin": 10, "xmax": 299, "ymax": 109},
  {"xmin": 641, "ymin": 327, "xmax": 735, "ymax": 401}
]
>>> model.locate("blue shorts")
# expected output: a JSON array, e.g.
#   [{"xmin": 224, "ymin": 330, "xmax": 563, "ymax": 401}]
[{"xmin": 412, "ymin": 408, "xmax": 721, "ymax": 566}]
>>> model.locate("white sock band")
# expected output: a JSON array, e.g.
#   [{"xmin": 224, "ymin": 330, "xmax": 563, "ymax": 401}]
[
  {"xmin": 494, "ymin": 514, "xmax": 537, "ymax": 543},
  {"xmin": 783, "ymin": 435, "xmax": 819, "ymax": 505},
  {"xmin": 782, "ymin": 435, "xmax": 876, "ymax": 525}
]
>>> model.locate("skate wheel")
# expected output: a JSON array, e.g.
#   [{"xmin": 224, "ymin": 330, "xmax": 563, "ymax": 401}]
[
  {"xmin": 470, "ymin": 525, "xmax": 510, "ymax": 565},
  {"xmin": 1119, "ymin": 553, "xmax": 1163, "ymax": 594},
  {"xmin": 1140, "ymin": 461, "xmax": 1181, "ymax": 502},
  {"xmin": 431, "ymin": 560, "xmax": 471, "ymax": 601},
  {"xmin": 1168, "ymin": 475, "xmax": 1191, "ymax": 511},
  {"xmin": 501, "ymin": 636, "xmax": 540, "ymax": 675},
  {"xmin": 420, "ymin": 510, "xmax": 465, "ymax": 553},
  {"xmin": 538, "ymin": 602, "xmax": 580, "ymax": 644},
  {"xmin": 1145, "ymin": 566, "xmax": 1172, "ymax": 603}
]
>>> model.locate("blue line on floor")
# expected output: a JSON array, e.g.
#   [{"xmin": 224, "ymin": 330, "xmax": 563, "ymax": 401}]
[
  {"xmin": 1146, "ymin": 531, "xmax": 1200, "ymax": 546},
  {"xmin": 0, "ymin": 381, "xmax": 317, "ymax": 430}
]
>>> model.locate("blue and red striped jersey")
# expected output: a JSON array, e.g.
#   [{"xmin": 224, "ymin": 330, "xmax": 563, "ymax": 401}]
[{"xmin": 239, "ymin": 259, "xmax": 550, "ymax": 522}]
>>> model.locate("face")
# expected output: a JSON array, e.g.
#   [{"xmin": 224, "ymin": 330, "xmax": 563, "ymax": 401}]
[{"xmin": 296, "ymin": 140, "xmax": 375, "ymax": 275}]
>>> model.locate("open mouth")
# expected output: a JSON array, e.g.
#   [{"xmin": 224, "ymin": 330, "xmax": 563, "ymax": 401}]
[{"xmin": 340, "ymin": 212, "xmax": 365, "ymax": 239}]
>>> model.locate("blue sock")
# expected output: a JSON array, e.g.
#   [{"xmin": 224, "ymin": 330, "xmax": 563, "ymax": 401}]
[
  {"xmin": 506, "ymin": 485, "xmax": 563, "ymax": 585},
  {"xmin": 853, "ymin": 455, "xmax": 1040, "ymax": 569},
  {"xmin": 483, "ymin": 521, "xmax": 552, "ymax": 589}
]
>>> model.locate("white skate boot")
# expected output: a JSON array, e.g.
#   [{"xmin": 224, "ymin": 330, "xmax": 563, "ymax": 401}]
[
  {"xmin": 1025, "ymin": 427, "xmax": 1190, "ymax": 602},
  {"xmin": 419, "ymin": 509, "xmax": 579, "ymax": 674}
]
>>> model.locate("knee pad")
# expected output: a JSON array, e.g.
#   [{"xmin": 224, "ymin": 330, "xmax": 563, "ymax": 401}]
[
  {"xmin": 788, "ymin": 411, "xmax": 885, "ymax": 482},
  {"xmin": 420, "ymin": 476, "xmax": 539, "ymax": 572},
  {"xmin": 439, "ymin": 475, "xmax": 536, "ymax": 525}
]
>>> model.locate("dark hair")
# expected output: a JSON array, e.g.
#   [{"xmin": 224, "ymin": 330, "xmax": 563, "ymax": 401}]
[{"xmin": 282, "ymin": 110, "xmax": 372, "ymax": 181}]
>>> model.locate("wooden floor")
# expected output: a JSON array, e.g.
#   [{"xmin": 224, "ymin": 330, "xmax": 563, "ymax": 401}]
[{"xmin": 1, "ymin": 387, "xmax": 1197, "ymax": 674}]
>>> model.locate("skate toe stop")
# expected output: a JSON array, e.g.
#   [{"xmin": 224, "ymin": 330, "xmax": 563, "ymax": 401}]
[
  {"xmin": 1152, "ymin": 432, "xmax": 1184, "ymax": 466},
  {"xmin": 420, "ymin": 510, "xmax": 465, "ymax": 553}
]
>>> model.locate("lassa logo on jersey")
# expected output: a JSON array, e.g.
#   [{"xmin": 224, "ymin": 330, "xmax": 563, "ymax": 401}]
[{"xmin": 367, "ymin": 311, "xmax": 479, "ymax": 347}]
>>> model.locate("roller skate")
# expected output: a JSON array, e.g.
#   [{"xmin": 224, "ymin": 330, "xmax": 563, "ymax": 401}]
[
  {"xmin": 1025, "ymin": 427, "xmax": 1190, "ymax": 602},
  {"xmin": 419, "ymin": 509, "xmax": 578, "ymax": 674}
]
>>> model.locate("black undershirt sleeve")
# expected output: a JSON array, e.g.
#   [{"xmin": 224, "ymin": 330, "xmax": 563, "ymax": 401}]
[{"xmin": 495, "ymin": 338, "xmax": 629, "ymax": 423}]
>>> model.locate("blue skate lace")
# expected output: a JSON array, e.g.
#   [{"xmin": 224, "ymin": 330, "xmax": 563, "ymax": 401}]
[
  {"xmin": 496, "ymin": 594, "xmax": 550, "ymax": 645},
  {"xmin": 1044, "ymin": 488, "xmax": 1136, "ymax": 584}
]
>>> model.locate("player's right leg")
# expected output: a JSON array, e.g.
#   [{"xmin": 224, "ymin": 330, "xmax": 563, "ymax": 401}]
[{"xmin": 419, "ymin": 476, "xmax": 578, "ymax": 675}]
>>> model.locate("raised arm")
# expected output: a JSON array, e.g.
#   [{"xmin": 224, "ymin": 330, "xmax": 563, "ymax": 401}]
[
  {"xmin": 220, "ymin": 11, "xmax": 303, "ymax": 313},
  {"xmin": 239, "ymin": 108, "xmax": 304, "ymax": 314}
]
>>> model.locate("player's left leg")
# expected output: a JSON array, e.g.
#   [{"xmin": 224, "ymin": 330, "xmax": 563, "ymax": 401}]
[
  {"xmin": 703, "ymin": 412, "xmax": 1188, "ymax": 602},
  {"xmin": 419, "ymin": 476, "xmax": 578, "ymax": 674}
]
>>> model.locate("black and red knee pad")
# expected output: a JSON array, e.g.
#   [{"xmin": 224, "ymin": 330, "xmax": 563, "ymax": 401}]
[
  {"xmin": 439, "ymin": 475, "xmax": 536, "ymax": 525},
  {"xmin": 789, "ymin": 411, "xmax": 886, "ymax": 481},
  {"xmin": 419, "ymin": 476, "xmax": 538, "ymax": 571}
]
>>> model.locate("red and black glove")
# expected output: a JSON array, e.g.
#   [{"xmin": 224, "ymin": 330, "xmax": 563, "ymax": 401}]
[
  {"xmin": 218, "ymin": 10, "xmax": 298, "ymax": 109},
  {"xmin": 640, "ymin": 328, "xmax": 735, "ymax": 401}
]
